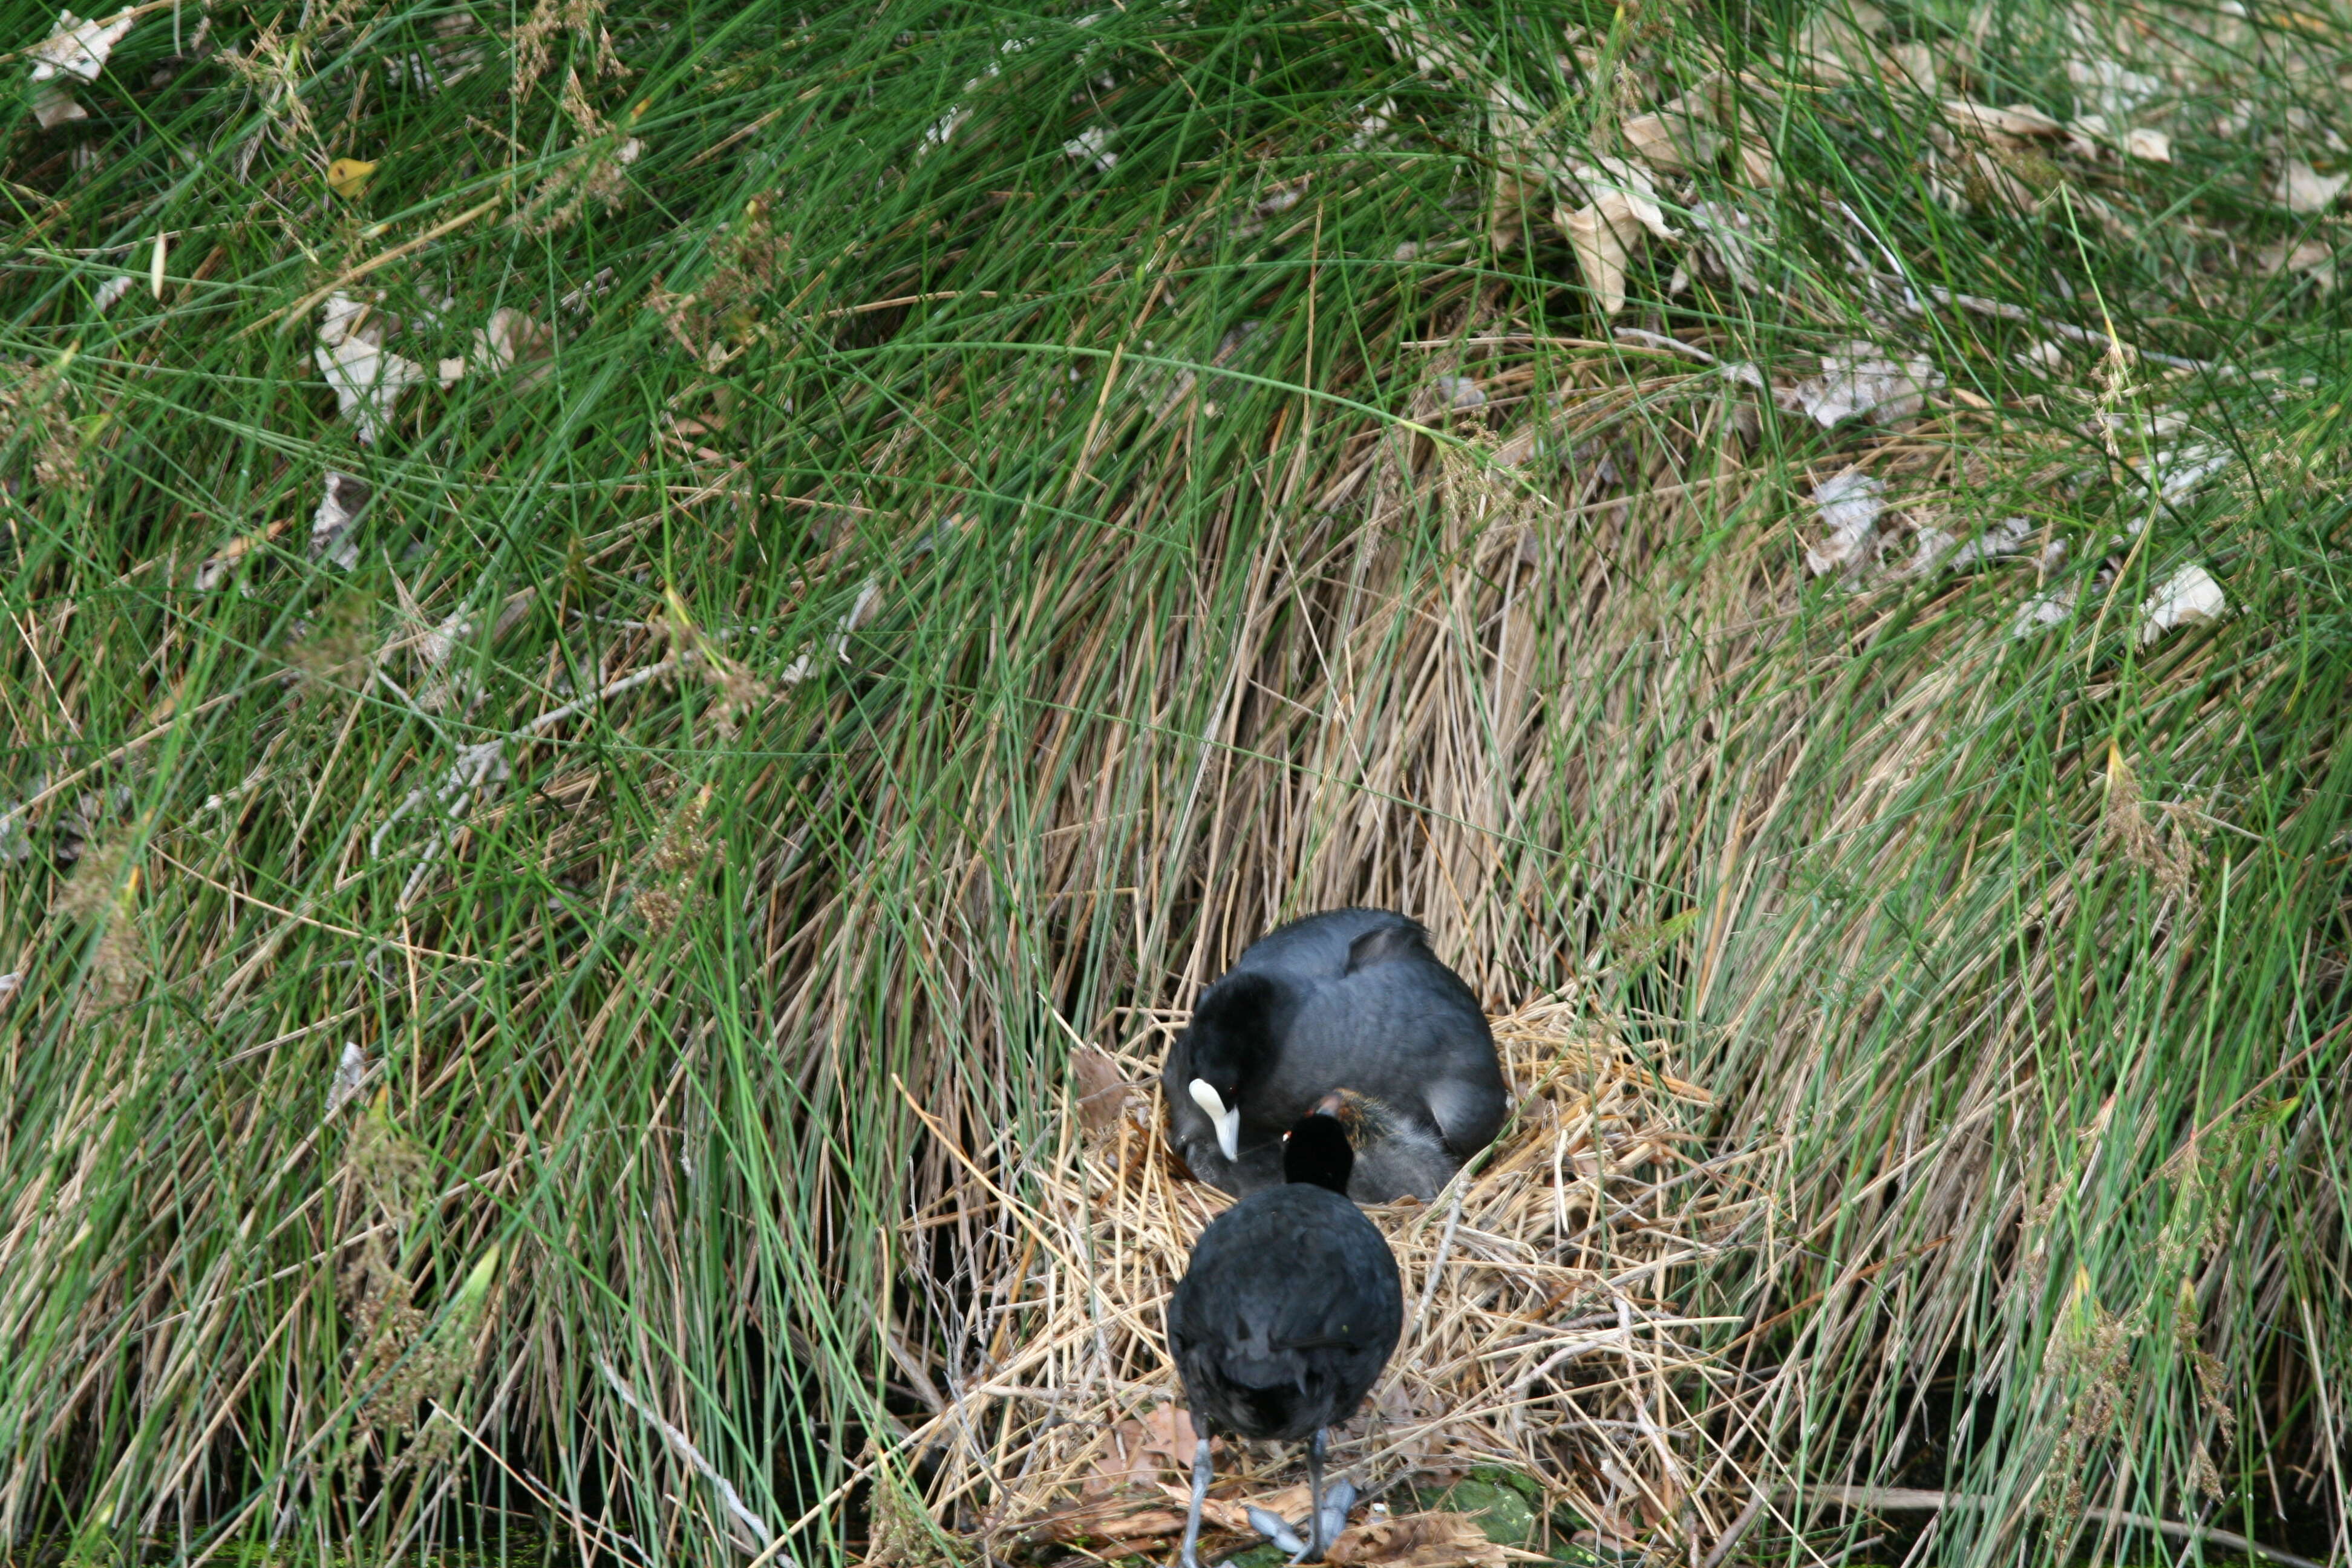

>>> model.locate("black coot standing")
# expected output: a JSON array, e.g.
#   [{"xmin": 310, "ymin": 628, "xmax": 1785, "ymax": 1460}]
[
  {"xmin": 1165, "ymin": 1097, "xmax": 1405, "ymax": 1567},
  {"xmin": 1163, "ymin": 909, "xmax": 1508, "ymax": 1203}
]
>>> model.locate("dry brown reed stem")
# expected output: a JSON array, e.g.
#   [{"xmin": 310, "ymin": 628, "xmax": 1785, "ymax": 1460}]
[{"xmin": 894, "ymin": 998, "xmax": 1769, "ymax": 1563}]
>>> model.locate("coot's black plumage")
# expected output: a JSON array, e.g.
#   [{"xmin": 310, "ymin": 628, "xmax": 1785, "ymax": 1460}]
[
  {"xmin": 1167, "ymin": 1100, "xmax": 1404, "ymax": 1567},
  {"xmin": 1163, "ymin": 909, "xmax": 1508, "ymax": 1203}
]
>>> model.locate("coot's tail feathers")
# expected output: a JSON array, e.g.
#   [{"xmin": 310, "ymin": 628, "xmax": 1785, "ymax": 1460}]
[{"xmin": 1342, "ymin": 921, "xmax": 1432, "ymax": 975}]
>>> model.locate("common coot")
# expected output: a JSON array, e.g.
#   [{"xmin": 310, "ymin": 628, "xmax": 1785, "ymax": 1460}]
[
  {"xmin": 1166, "ymin": 1096, "xmax": 1405, "ymax": 1566},
  {"xmin": 1163, "ymin": 909, "xmax": 1507, "ymax": 1203}
]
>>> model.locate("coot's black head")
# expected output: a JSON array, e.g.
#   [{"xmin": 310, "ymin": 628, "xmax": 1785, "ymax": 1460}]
[
  {"xmin": 1181, "ymin": 973, "xmax": 1279, "ymax": 1164},
  {"xmin": 1280, "ymin": 1094, "xmax": 1356, "ymax": 1194}
]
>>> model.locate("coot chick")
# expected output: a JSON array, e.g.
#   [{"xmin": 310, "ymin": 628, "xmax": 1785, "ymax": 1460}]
[
  {"xmin": 1163, "ymin": 909, "xmax": 1507, "ymax": 1203},
  {"xmin": 1166, "ymin": 1097, "xmax": 1404, "ymax": 1567}
]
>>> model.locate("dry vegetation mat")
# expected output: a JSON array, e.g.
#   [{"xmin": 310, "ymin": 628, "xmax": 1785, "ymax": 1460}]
[{"xmin": 893, "ymin": 1002, "xmax": 1743, "ymax": 1563}]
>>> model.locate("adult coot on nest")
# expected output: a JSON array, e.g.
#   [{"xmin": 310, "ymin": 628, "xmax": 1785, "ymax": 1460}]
[
  {"xmin": 1166, "ymin": 1096, "xmax": 1404, "ymax": 1567},
  {"xmin": 1163, "ymin": 909, "xmax": 1507, "ymax": 1203}
]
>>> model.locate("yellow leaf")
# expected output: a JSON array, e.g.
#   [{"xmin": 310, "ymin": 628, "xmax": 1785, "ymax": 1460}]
[{"xmin": 327, "ymin": 158, "xmax": 379, "ymax": 198}]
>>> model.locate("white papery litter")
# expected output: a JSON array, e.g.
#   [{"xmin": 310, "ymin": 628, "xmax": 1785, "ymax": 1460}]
[
  {"xmin": 2138, "ymin": 564, "xmax": 2227, "ymax": 642},
  {"xmin": 30, "ymin": 8, "xmax": 132, "ymax": 80},
  {"xmin": 315, "ymin": 293, "xmax": 425, "ymax": 445},
  {"xmin": 1806, "ymin": 469, "xmax": 1886, "ymax": 577},
  {"xmin": 1785, "ymin": 342, "xmax": 1943, "ymax": 426},
  {"xmin": 311, "ymin": 472, "xmax": 370, "ymax": 569}
]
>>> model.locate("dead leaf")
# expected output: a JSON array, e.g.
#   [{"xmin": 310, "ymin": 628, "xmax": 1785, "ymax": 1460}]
[
  {"xmin": 2139, "ymin": 563, "xmax": 2227, "ymax": 642},
  {"xmin": 1905, "ymin": 514, "xmax": 2030, "ymax": 578},
  {"xmin": 1071, "ymin": 1046, "xmax": 1134, "ymax": 1135},
  {"xmin": 1687, "ymin": 200, "xmax": 1764, "ymax": 291},
  {"xmin": 1886, "ymin": 41, "xmax": 1936, "ymax": 94},
  {"xmin": 30, "ymin": 8, "xmax": 133, "ymax": 83},
  {"xmin": 327, "ymin": 157, "xmax": 379, "ymax": 198},
  {"xmin": 1805, "ymin": 468, "xmax": 1885, "ymax": 577},
  {"xmin": 1784, "ymin": 342, "xmax": 1942, "ymax": 426},
  {"xmin": 325, "ymin": 1040, "xmax": 369, "ymax": 1117},
  {"xmin": 315, "ymin": 292, "xmax": 425, "ymax": 445},
  {"xmin": 1622, "ymin": 82, "xmax": 1728, "ymax": 172},
  {"xmin": 2276, "ymin": 160, "xmax": 2348, "ymax": 214},
  {"xmin": 1793, "ymin": 4, "xmax": 1883, "ymax": 84},
  {"xmin": 2259, "ymin": 238, "xmax": 2335, "ymax": 289},
  {"xmin": 310, "ymin": 471, "xmax": 370, "ymax": 569},
  {"xmin": 1941, "ymin": 98, "xmax": 2064, "ymax": 145},
  {"xmin": 2124, "ymin": 127, "xmax": 2170, "ymax": 163},
  {"xmin": 1327, "ymin": 1512, "xmax": 1508, "ymax": 1568},
  {"xmin": 31, "ymin": 82, "xmax": 85, "ymax": 128},
  {"xmin": 2065, "ymin": 57, "xmax": 2160, "ymax": 120},
  {"xmin": 1557, "ymin": 200, "xmax": 1633, "ymax": 317},
  {"xmin": 1152, "ymin": 1479, "xmax": 1312, "ymax": 1536},
  {"xmin": 471, "ymin": 306, "xmax": 557, "ymax": 387}
]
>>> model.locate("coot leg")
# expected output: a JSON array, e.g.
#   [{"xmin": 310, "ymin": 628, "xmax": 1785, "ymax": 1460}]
[
  {"xmin": 1302, "ymin": 1429, "xmax": 1328, "ymax": 1561},
  {"xmin": 1177, "ymin": 1430, "xmax": 1214, "ymax": 1568}
]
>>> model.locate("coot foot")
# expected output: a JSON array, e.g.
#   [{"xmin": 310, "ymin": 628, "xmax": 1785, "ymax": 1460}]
[{"xmin": 1177, "ymin": 1431, "xmax": 1213, "ymax": 1568}]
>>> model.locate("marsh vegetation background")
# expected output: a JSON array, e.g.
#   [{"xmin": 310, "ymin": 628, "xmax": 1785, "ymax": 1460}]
[{"xmin": 2, "ymin": 0, "xmax": 2348, "ymax": 1563}]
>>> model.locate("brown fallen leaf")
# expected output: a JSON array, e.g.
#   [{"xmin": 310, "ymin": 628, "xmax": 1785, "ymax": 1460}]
[
  {"xmin": 2259, "ymin": 238, "xmax": 2335, "ymax": 289},
  {"xmin": 1155, "ymin": 1480, "xmax": 1313, "ymax": 1535},
  {"xmin": 1328, "ymin": 1512, "xmax": 1508, "ymax": 1568},
  {"xmin": 1554, "ymin": 191, "xmax": 1651, "ymax": 319},
  {"xmin": 1940, "ymin": 97, "xmax": 2064, "ymax": 145},
  {"xmin": 1071, "ymin": 1045, "xmax": 1135, "ymax": 1135}
]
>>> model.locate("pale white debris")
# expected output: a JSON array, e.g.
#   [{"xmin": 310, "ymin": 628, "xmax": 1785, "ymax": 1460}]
[
  {"xmin": 780, "ymin": 579, "xmax": 882, "ymax": 684},
  {"xmin": 318, "ymin": 335, "xmax": 425, "ymax": 445},
  {"xmin": 2145, "ymin": 443, "xmax": 2232, "ymax": 502},
  {"xmin": 31, "ymin": 82, "xmax": 85, "ymax": 127},
  {"xmin": 311, "ymin": 471, "xmax": 369, "ymax": 569},
  {"xmin": 2012, "ymin": 584, "xmax": 2078, "ymax": 637},
  {"xmin": 449, "ymin": 306, "xmax": 557, "ymax": 388},
  {"xmin": 1687, "ymin": 201, "xmax": 1763, "ymax": 292},
  {"xmin": 2124, "ymin": 128, "xmax": 2171, "ymax": 163},
  {"xmin": 1806, "ymin": 468, "xmax": 1885, "ymax": 577},
  {"xmin": 2138, "ymin": 563, "xmax": 2227, "ymax": 643},
  {"xmin": 2065, "ymin": 57, "xmax": 2160, "ymax": 121},
  {"xmin": 93, "ymin": 274, "xmax": 134, "ymax": 312},
  {"xmin": 1062, "ymin": 125, "xmax": 1116, "ymax": 172},
  {"xmin": 0, "ymin": 973, "xmax": 19, "ymax": 1002},
  {"xmin": 325, "ymin": 1041, "xmax": 370, "ymax": 1116},
  {"xmin": 1785, "ymin": 342, "xmax": 1943, "ymax": 426},
  {"xmin": 315, "ymin": 293, "xmax": 425, "ymax": 445},
  {"xmin": 419, "ymin": 608, "xmax": 472, "ymax": 670},
  {"xmin": 30, "ymin": 9, "xmax": 134, "ymax": 83},
  {"xmin": 1433, "ymin": 374, "xmax": 1485, "ymax": 410},
  {"xmin": 1906, "ymin": 514, "xmax": 2031, "ymax": 578},
  {"xmin": 2278, "ymin": 160, "xmax": 2348, "ymax": 214}
]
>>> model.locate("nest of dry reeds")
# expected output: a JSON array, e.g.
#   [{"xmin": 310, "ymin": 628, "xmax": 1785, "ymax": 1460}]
[{"xmin": 894, "ymin": 998, "xmax": 1764, "ymax": 1565}]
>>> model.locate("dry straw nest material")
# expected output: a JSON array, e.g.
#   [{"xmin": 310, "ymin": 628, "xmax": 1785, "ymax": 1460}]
[{"xmin": 898, "ymin": 998, "xmax": 1764, "ymax": 1564}]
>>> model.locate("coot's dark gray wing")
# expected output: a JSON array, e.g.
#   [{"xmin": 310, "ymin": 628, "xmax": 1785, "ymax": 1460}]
[
  {"xmin": 1271, "ymin": 955, "xmax": 1506, "ymax": 1160},
  {"xmin": 1231, "ymin": 909, "xmax": 1422, "ymax": 985},
  {"xmin": 1166, "ymin": 1187, "xmax": 1403, "ymax": 1443}
]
